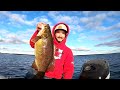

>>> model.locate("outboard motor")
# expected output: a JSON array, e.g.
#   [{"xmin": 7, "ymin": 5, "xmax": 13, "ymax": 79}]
[{"xmin": 79, "ymin": 59, "xmax": 110, "ymax": 79}]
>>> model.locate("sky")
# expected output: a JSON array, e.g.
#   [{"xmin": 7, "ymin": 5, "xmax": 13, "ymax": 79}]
[{"xmin": 0, "ymin": 11, "xmax": 120, "ymax": 55}]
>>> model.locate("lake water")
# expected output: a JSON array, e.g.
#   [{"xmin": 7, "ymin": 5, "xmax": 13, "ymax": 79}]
[{"xmin": 0, "ymin": 53, "xmax": 120, "ymax": 79}]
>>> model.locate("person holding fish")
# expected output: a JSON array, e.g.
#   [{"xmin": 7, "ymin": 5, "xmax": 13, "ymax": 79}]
[{"xmin": 29, "ymin": 22, "xmax": 74, "ymax": 79}]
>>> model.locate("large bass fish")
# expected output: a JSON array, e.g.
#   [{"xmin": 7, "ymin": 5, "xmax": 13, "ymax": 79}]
[{"xmin": 26, "ymin": 24, "xmax": 54, "ymax": 79}]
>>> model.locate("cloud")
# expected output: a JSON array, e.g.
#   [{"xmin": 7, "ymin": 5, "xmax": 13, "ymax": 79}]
[
  {"xmin": 109, "ymin": 48, "xmax": 120, "ymax": 53},
  {"xmin": 69, "ymin": 24, "xmax": 83, "ymax": 33},
  {"xmin": 38, "ymin": 16, "xmax": 52, "ymax": 26},
  {"xmin": 0, "ymin": 28, "xmax": 35, "ymax": 44},
  {"xmin": 48, "ymin": 11, "xmax": 120, "ymax": 34},
  {"xmin": 72, "ymin": 49, "xmax": 110, "ymax": 55},
  {"xmin": 71, "ymin": 46, "xmax": 90, "ymax": 51},
  {"xmin": 48, "ymin": 11, "xmax": 80, "ymax": 24},
  {"xmin": 95, "ymin": 39, "xmax": 120, "ymax": 47},
  {"xmin": 0, "ymin": 29, "xmax": 9, "ymax": 35},
  {"xmin": 48, "ymin": 11, "xmax": 83, "ymax": 34},
  {"xmin": 80, "ymin": 13, "xmax": 106, "ymax": 23},
  {"xmin": 48, "ymin": 11, "xmax": 60, "ymax": 18},
  {"xmin": 77, "ymin": 33, "xmax": 88, "ymax": 42},
  {"xmin": 55, "ymin": 15, "xmax": 79, "ymax": 25},
  {"xmin": 0, "ymin": 45, "xmax": 34, "ymax": 55},
  {"xmin": 107, "ymin": 11, "xmax": 120, "ymax": 16},
  {"xmin": 107, "ymin": 22, "xmax": 120, "ymax": 30},
  {"xmin": 79, "ymin": 13, "xmax": 107, "ymax": 30},
  {"xmin": 79, "ymin": 12, "xmax": 120, "ymax": 31},
  {"xmin": 0, "ymin": 37, "xmax": 27, "ymax": 44},
  {"xmin": 0, "ymin": 11, "xmax": 120, "ymax": 55},
  {"xmin": 94, "ymin": 22, "xmax": 120, "ymax": 31},
  {"xmin": 82, "ymin": 11, "xmax": 93, "ymax": 16},
  {"xmin": 0, "ymin": 11, "xmax": 38, "ymax": 26},
  {"xmin": 89, "ymin": 31, "xmax": 120, "ymax": 42}
]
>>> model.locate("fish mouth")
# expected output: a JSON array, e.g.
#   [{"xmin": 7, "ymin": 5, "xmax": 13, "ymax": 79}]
[
  {"xmin": 37, "ymin": 24, "xmax": 50, "ymax": 37},
  {"xmin": 27, "ymin": 23, "xmax": 53, "ymax": 79}
]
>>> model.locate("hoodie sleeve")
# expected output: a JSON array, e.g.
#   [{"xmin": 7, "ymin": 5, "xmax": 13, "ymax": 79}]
[
  {"xmin": 29, "ymin": 30, "xmax": 39, "ymax": 48},
  {"xmin": 63, "ymin": 48, "xmax": 74, "ymax": 79}
]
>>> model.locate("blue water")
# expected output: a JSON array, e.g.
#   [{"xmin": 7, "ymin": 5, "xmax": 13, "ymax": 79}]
[{"xmin": 0, "ymin": 53, "xmax": 120, "ymax": 79}]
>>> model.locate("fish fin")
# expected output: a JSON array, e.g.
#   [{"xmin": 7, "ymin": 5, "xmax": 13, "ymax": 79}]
[
  {"xmin": 32, "ymin": 71, "xmax": 45, "ymax": 79},
  {"xmin": 31, "ymin": 60, "xmax": 38, "ymax": 71},
  {"xmin": 31, "ymin": 36, "xmax": 41, "ymax": 43}
]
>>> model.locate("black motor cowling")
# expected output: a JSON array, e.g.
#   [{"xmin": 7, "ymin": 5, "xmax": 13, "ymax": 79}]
[{"xmin": 79, "ymin": 59, "xmax": 110, "ymax": 79}]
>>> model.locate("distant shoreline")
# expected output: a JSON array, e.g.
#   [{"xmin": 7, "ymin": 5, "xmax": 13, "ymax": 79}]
[
  {"xmin": 0, "ymin": 52, "xmax": 34, "ymax": 56},
  {"xmin": 74, "ymin": 52, "xmax": 120, "ymax": 56},
  {"xmin": 0, "ymin": 52, "xmax": 120, "ymax": 56}
]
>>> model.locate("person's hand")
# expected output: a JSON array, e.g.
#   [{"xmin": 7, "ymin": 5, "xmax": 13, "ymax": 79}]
[{"xmin": 36, "ymin": 22, "xmax": 46, "ymax": 31}]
